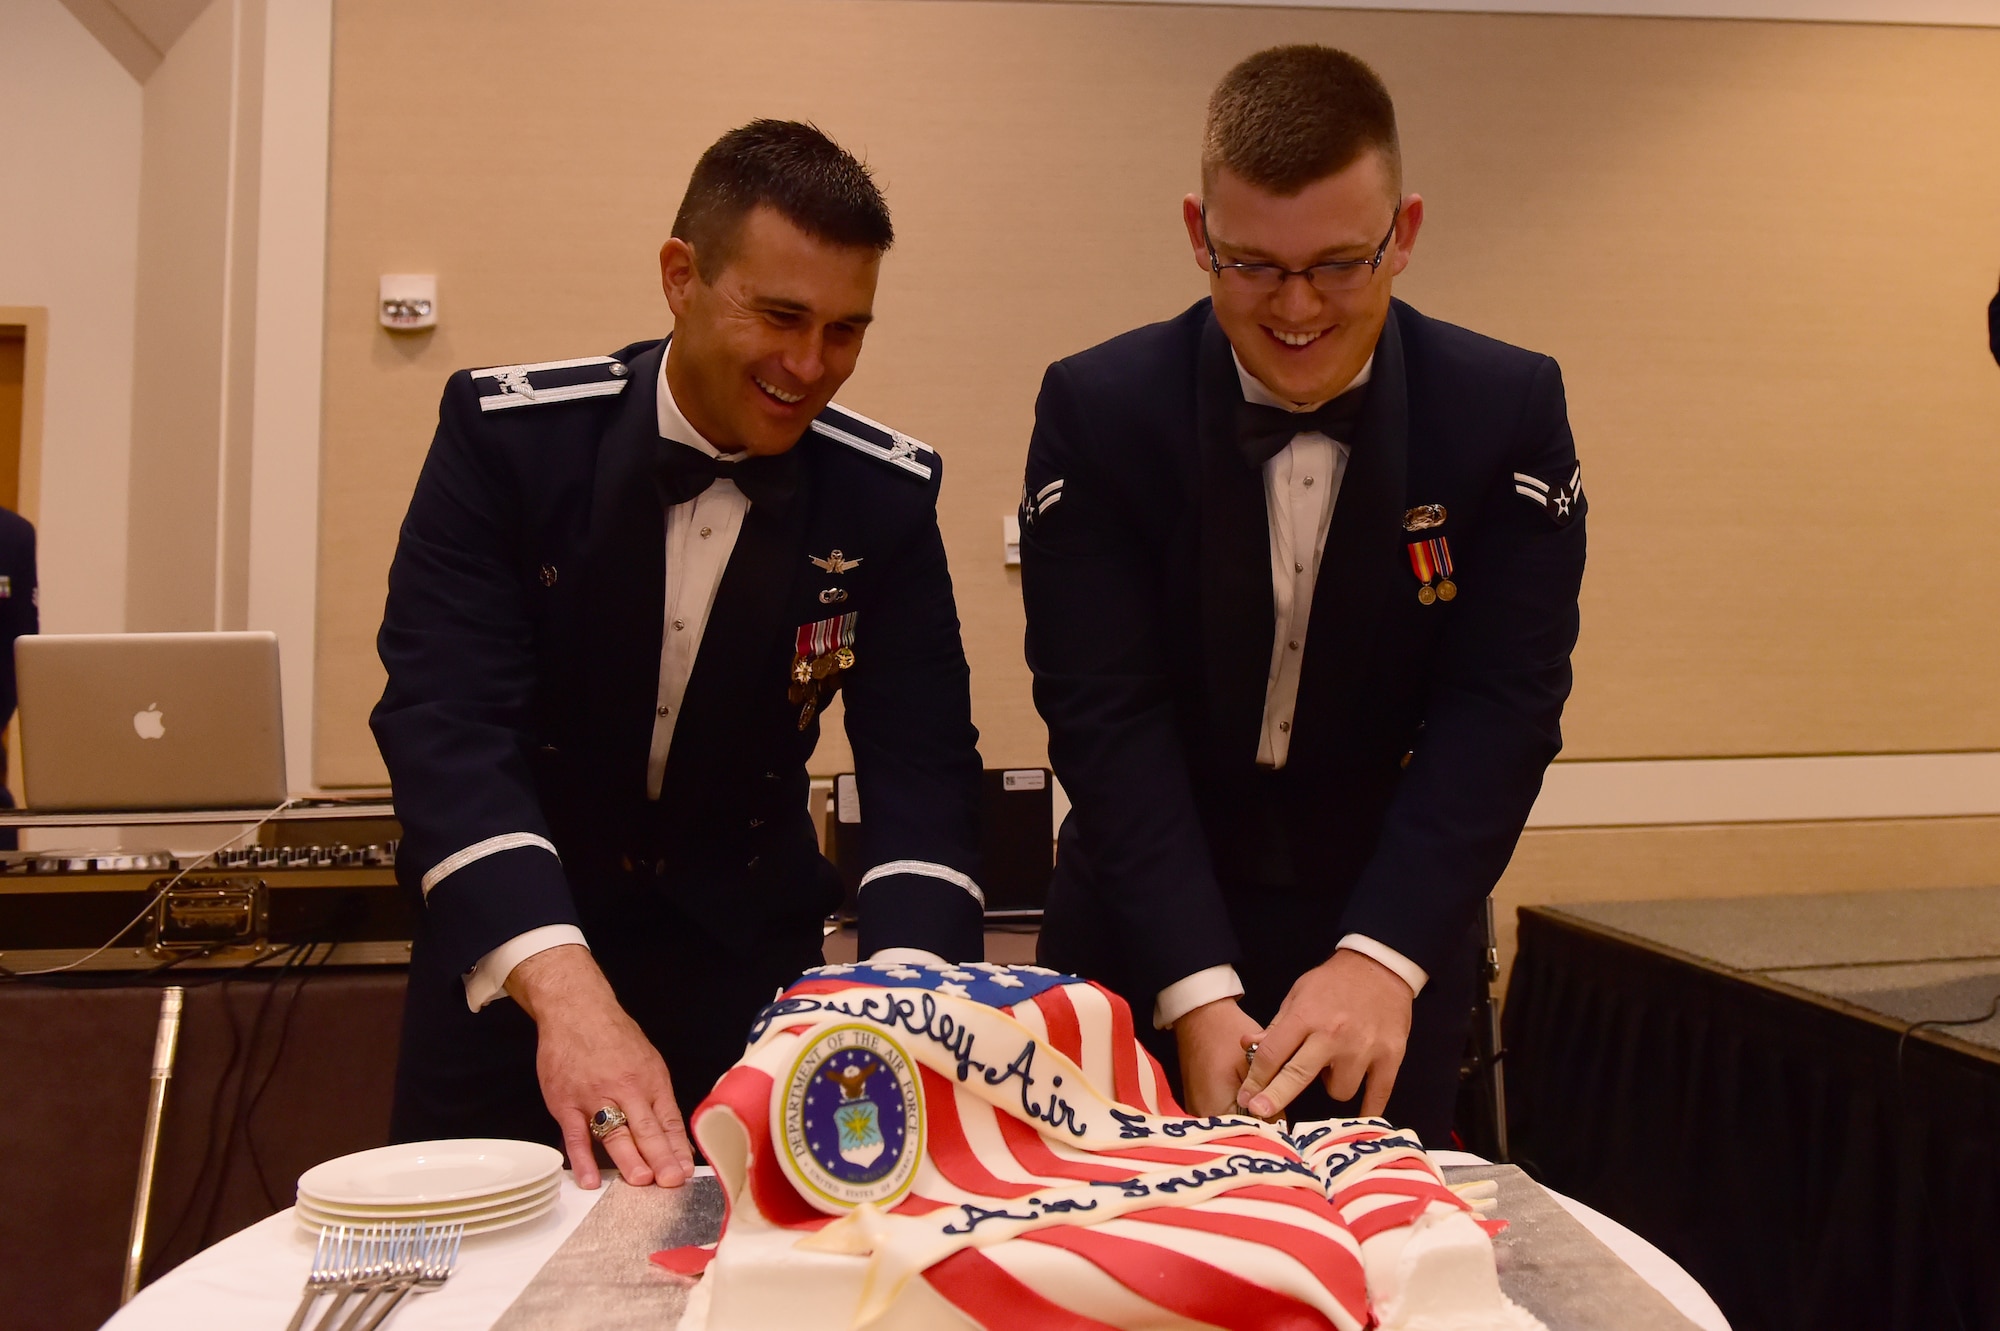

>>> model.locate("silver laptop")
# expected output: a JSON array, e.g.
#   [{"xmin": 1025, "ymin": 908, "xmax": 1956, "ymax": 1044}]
[{"xmin": 16, "ymin": 632, "xmax": 288, "ymax": 811}]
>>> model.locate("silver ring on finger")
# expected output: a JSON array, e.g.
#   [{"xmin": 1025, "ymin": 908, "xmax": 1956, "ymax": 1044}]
[{"xmin": 589, "ymin": 1104, "xmax": 629, "ymax": 1140}]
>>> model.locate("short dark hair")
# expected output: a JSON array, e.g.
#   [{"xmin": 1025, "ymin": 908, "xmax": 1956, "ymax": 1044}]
[
  {"xmin": 1203, "ymin": 46, "xmax": 1401, "ymax": 198},
  {"xmin": 671, "ymin": 120, "xmax": 894, "ymax": 280}
]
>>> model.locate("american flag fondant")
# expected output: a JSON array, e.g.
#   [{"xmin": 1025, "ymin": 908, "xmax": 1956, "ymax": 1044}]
[{"xmin": 666, "ymin": 962, "xmax": 1541, "ymax": 1331}]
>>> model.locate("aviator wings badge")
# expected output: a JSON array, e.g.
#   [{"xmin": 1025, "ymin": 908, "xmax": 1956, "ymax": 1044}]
[{"xmin": 809, "ymin": 549, "xmax": 863, "ymax": 575}]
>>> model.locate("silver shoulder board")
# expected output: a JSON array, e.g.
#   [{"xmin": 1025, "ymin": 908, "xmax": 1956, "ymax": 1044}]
[
  {"xmin": 471, "ymin": 355, "xmax": 631, "ymax": 412},
  {"xmin": 810, "ymin": 403, "xmax": 935, "ymax": 480}
]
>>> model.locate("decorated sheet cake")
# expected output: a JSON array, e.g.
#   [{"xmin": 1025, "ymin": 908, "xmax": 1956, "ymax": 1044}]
[{"xmin": 662, "ymin": 961, "xmax": 1541, "ymax": 1330}]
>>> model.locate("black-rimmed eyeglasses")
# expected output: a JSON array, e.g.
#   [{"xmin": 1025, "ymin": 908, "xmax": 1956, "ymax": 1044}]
[{"xmin": 1201, "ymin": 200, "xmax": 1401, "ymax": 296}]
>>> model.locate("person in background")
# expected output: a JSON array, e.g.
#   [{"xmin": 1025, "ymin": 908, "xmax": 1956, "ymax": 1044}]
[
  {"xmin": 1019, "ymin": 46, "xmax": 1585, "ymax": 1145},
  {"xmin": 373, "ymin": 121, "xmax": 984, "ymax": 1189},
  {"xmin": 1988, "ymin": 274, "xmax": 1997, "ymax": 367},
  {"xmin": 0, "ymin": 505, "xmax": 37, "ymax": 847}
]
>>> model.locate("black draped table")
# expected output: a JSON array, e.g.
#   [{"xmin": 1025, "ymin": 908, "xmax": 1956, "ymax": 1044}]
[{"xmin": 1504, "ymin": 887, "xmax": 2000, "ymax": 1331}]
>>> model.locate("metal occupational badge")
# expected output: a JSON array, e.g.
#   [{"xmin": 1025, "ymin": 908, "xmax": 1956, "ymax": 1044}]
[
  {"xmin": 774, "ymin": 1024, "xmax": 924, "ymax": 1214},
  {"xmin": 1407, "ymin": 536, "xmax": 1456, "ymax": 605},
  {"xmin": 809, "ymin": 550, "xmax": 863, "ymax": 575},
  {"xmin": 1403, "ymin": 504, "xmax": 1447, "ymax": 532}
]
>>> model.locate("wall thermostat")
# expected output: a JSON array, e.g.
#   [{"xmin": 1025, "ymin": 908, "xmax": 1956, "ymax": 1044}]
[{"xmin": 379, "ymin": 274, "xmax": 437, "ymax": 330}]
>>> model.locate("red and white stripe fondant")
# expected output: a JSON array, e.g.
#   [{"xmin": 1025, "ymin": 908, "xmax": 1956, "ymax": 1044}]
[{"xmin": 672, "ymin": 964, "xmax": 1539, "ymax": 1331}]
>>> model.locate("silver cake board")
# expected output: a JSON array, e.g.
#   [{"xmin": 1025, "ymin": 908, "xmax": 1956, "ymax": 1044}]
[{"xmin": 490, "ymin": 1166, "xmax": 1703, "ymax": 1330}]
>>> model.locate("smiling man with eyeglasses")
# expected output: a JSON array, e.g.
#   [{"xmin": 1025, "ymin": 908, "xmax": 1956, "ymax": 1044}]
[{"xmin": 1019, "ymin": 46, "xmax": 1587, "ymax": 1145}]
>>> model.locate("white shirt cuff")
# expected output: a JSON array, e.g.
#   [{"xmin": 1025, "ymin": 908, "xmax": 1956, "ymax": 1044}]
[
  {"xmin": 1336, "ymin": 933, "xmax": 1429, "ymax": 996},
  {"xmin": 866, "ymin": 946, "xmax": 949, "ymax": 967},
  {"xmin": 462, "ymin": 924, "xmax": 590, "ymax": 1012},
  {"xmin": 1152, "ymin": 964, "xmax": 1246, "ymax": 1031}
]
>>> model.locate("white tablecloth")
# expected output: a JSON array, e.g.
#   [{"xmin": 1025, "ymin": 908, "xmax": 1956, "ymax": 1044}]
[
  {"xmin": 105, "ymin": 1173, "xmax": 616, "ymax": 1331},
  {"xmin": 107, "ymin": 1160, "xmax": 1729, "ymax": 1331}
]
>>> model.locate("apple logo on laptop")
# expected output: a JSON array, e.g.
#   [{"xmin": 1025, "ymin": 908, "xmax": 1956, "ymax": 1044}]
[{"xmin": 133, "ymin": 704, "xmax": 166, "ymax": 740}]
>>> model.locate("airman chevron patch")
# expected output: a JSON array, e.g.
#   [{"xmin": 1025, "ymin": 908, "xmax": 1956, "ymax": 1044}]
[
  {"xmin": 1513, "ymin": 463, "xmax": 1583, "ymax": 526},
  {"xmin": 1021, "ymin": 477, "xmax": 1064, "ymax": 526}
]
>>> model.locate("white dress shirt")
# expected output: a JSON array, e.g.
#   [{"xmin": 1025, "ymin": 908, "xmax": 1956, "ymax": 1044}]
[
  {"xmin": 460, "ymin": 354, "xmax": 750, "ymax": 1011},
  {"xmin": 1151, "ymin": 352, "xmax": 1429, "ymax": 1030}
]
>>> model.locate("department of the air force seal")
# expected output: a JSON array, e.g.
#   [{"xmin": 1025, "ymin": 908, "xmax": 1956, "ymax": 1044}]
[{"xmin": 775, "ymin": 1024, "xmax": 924, "ymax": 1214}]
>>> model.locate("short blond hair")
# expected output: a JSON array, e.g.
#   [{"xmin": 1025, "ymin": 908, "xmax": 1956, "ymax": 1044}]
[{"xmin": 1203, "ymin": 45, "xmax": 1401, "ymax": 199}]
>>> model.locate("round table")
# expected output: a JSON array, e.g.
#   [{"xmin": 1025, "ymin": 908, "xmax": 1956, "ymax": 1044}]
[{"xmin": 108, "ymin": 1159, "xmax": 1730, "ymax": 1331}]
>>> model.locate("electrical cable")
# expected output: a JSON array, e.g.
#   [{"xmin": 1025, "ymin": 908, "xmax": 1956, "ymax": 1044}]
[
  {"xmin": 150, "ymin": 935, "xmax": 319, "ymax": 1267},
  {"xmin": 198, "ymin": 940, "xmax": 308, "ymax": 1244},
  {"xmin": 1882, "ymin": 984, "xmax": 2000, "ymax": 1331},
  {"xmin": 167, "ymin": 890, "xmax": 364, "ymax": 1254},
  {"xmin": 0, "ymin": 798, "xmax": 296, "ymax": 981},
  {"xmin": 1894, "ymin": 985, "xmax": 2000, "ymax": 1084},
  {"xmin": 240, "ymin": 938, "xmax": 340, "ymax": 1209}
]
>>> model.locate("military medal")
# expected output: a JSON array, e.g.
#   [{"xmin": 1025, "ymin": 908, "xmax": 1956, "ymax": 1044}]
[
  {"xmin": 1407, "ymin": 535, "xmax": 1455, "ymax": 605},
  {"xmin": 789, "ymin": 611, "xmax": 859, "ymax": 730}
]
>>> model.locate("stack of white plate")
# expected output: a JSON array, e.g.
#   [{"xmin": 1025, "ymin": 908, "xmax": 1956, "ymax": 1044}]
[{"xmin": 296, "ymin": 1139, "xmax": 563, "ymax": 1236}]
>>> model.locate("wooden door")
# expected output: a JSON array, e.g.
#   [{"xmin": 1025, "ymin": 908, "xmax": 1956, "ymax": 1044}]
[{"xmin": 0, "ymin": 325, "xmax": 22, "ymax": 513}]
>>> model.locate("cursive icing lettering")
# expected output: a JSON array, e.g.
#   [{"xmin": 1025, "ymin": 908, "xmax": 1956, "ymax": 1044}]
[{"xmin": 983, "ymin": 1041, "xmax": 1088, "ymax": 1138}]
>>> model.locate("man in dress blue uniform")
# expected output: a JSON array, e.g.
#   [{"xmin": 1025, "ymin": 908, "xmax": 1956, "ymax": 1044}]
[
  {"xmin": 1020, "ymin": 48, "xmax": 1585, "ymax": 1144},
  {"xmin": 1988, "ymin": 276, "xmax": 1998, "ymax": 367},
  {"xmin": 373, "ymin": 122, "xmax": 985, "ymax": 1188},
  {"xmin": 0, "ymin": 505, "xmax": 37, "ymax": 847}
]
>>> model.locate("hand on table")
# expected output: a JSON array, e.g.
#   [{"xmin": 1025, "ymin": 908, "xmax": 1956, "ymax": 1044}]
[
  {"xmin": 1171, "ymin": 996, "xmax": 1265, "ymax": 1116},
  {"xmin": 1236, "ymin": 948, "xmax": 1415, "ymax": 1121},
  {"xmin": 505, "ymin": 943, "xmax": 695, "ymax": 1190}
]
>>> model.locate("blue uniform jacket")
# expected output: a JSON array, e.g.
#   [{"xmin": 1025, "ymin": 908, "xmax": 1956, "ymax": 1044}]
[
  {"xmin": 372, "ymin": 338, "xmax": 985, "ymax": 981},
  {"xmin": 0, "ymin": 506, "xmax": 37, "ymax": 730},
  {"xmin": 1020, "ymin": 299, "xmax": 1585, "ymax": 1003}
]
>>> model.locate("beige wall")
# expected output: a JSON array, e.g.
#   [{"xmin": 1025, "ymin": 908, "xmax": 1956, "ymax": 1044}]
[
  {"xmin": 99, "ymin": 0, "xmax": 333, "ymax": 789},
  {"xmin": 0, "ymin": 0, "xmax": 142, "ymax": 632},
  {"xmin": 311, "ymin": 0, "xmax": 2000, "ymax": 953},
  {"xmin": 124, "ymin": 0, "xmax": 237, "ymax": 631},
  {"xmin": 315, "ymin": 1, "xmax": 2000, "ymax": 790}
]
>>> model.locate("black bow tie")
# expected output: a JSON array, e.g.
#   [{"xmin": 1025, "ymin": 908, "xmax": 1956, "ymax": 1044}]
[
  {"xmin": 657, "ymin": 437, "xmax": 800, "ymax": 507},
  {"xmin": 1235, "ymin": 382, "xmax": 1370, "ymax": 469}
]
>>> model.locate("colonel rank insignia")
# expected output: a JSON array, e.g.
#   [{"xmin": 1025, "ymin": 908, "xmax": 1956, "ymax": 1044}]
[
  {"xmin": 1514, "ymin": 464, "xmax": 1584, "ymax": 527},
  {"xmin": 777, "ymin": 1025, "xmax": 923, "ymax": 1213},
  {"xmin": 790, "ymin": 612, "xmax": 858, "ymax": 730}
]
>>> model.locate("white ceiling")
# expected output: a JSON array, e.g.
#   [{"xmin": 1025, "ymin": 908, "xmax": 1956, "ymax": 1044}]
[{"xmin": 60, "ymin": 0, "xmax": 216, "ymax": 82}]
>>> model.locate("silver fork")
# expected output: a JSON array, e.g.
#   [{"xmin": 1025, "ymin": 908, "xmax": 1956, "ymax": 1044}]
[
  {"xmin": 310, "ymin": 1224, "xmax": 410, "ymax": 1331},
  {"xmin": 284, "ymin": 1225, "xmax": 348, "ymax": 1331},
  {"xmin": 352, "ymin": 1223, "xmax": 465, "ymax": 1331}
]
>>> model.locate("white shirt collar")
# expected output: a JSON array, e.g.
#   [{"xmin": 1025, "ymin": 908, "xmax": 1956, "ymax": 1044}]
[
  {"xmin": 1233, "ymin": 349, "xmax": 1374, "ymax": 413},
  {"xmin": 655, "ymin": 340, "xmax": 734, "ymax": 461}
]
